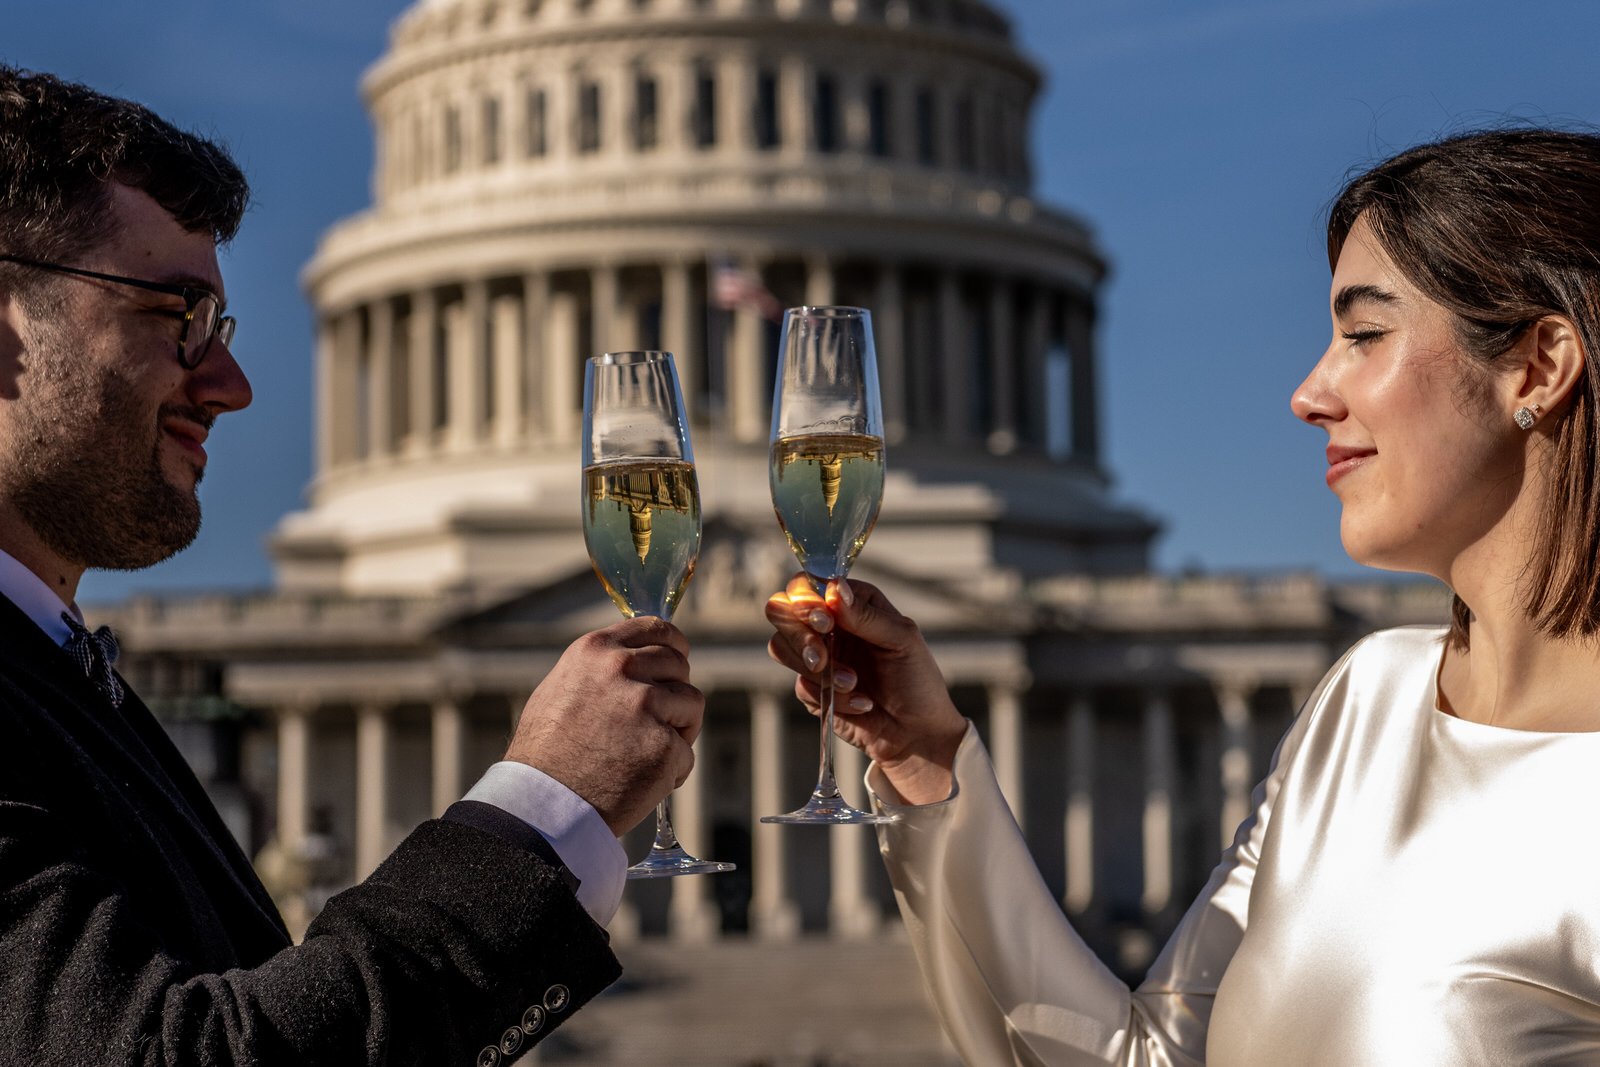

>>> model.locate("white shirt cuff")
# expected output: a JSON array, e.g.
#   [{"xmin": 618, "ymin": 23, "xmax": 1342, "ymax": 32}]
[{"xmin": 463, "ymin": 762, "xmax": 628, "ymax": 927}]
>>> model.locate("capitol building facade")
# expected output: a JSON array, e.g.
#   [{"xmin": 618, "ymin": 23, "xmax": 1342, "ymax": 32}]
[{"xmin": 99, "ymin": 0, "xmax": 1444, "ymax": 1059}]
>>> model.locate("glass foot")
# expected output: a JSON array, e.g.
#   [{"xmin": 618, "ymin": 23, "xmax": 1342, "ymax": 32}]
[
  {"xmin": 761, "ymin": 792, "xmax": 897, "ymax": 825},
  {"xmin": 626, "ymin": 844, "xmax": 737, "ymax": 880}
]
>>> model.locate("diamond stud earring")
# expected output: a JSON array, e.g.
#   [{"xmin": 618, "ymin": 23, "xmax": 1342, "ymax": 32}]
[{"xmin": 1514, "ymin": 403, "xmax": 1544, "ymax": 430}]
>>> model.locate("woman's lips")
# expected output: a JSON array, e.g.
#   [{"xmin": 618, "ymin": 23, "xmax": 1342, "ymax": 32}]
[{"xmin": 1325, "ymin": 446, "xmax": 1376, "ymax": 487}]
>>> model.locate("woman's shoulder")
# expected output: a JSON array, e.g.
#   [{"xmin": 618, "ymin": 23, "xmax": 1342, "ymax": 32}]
[{"xmin": 1289, "ymin": 624, "xmax": 1447, "ymax": 740}]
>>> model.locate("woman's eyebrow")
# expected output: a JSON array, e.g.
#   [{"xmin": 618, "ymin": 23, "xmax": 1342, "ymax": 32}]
[{"xmin": 1333, "ymin": 283, "xmax": 1399, "ymax": 319}]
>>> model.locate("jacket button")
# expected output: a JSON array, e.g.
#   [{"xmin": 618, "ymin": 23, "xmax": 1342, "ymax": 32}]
[
  {"xmin": 520, "ymin": 1004, "xmax": 547, "ymax": 1035},
  {"xmin": 475, "ymin": 1046, "xmax": 501, "ymax": 1067},
  {"xmin": 499, "ymin": 1026, "xmax": 525, "ymax": 1057},
  {"xmin": 543, "ymin": 984, "xmax": 571, "ymax": 1013}
]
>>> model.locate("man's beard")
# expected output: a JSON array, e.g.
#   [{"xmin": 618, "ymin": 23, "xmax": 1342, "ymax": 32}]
[{"xmin": 9, "ymin": 363, "xmax": 206, "ymax": 571}]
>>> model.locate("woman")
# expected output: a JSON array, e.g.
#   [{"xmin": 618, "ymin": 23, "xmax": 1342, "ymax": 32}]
[{"xmin": 766, "ymin": 129, "xmax": 1600, "ymax": 1065}]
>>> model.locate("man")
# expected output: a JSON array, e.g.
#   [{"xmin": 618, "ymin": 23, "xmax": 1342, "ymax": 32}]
[{"xmin": 0, "ymin": 67, "xmax": 698, "ymax": 1065}]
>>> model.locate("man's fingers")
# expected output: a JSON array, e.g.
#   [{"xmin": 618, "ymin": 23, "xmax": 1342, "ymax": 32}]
[
  {"xmin": 669, "ymin": 734, "xmax": 696, "ymax": 790},
  {"xmin": 623, "ymin": 642, "xmax": 693, "ymax": 684},
  {"xmin": 646, "ymin": 680, "xmax": 704, "ymax": 744},
  {"xmin": 609, "ymin": 615, "xmax": 691, "ymax": 658}
]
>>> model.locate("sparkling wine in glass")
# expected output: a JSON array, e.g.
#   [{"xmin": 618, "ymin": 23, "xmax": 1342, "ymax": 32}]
[
  {"xmin": 582, "ymin": 350, "xmax": 735, "ymax": 877},
  {"xmin": 762, "ymin": 307, "xmax": 894, "ymax": 825}
]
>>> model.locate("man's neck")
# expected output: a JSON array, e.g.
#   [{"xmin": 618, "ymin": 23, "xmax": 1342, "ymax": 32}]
[{"xmin": 0, "ymin": 512, "xmax": 83, "ymax": 606}]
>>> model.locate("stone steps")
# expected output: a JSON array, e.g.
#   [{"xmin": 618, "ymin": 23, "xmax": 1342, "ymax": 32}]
[{"xmin": 522, "ymin": 938, "xmax": 963, "ymax": 1066}]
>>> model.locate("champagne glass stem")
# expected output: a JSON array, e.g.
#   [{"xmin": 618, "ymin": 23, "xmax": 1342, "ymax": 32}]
[
  {"xmin": 812, "ymin": 625, "xmax": 844, "ymax": 802},
  {"xmin": 650, "ymin": 798, "xmax": 681, "ymax": 851}
]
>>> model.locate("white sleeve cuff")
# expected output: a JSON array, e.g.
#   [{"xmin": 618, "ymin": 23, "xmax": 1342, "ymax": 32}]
[{"xmin": 463, "ymin": 762, "xmax": 628, "ymax": 927}]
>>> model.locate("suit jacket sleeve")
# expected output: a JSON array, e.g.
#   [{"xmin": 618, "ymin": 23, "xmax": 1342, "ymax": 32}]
[
  {"xmin": 871, "ymin": 701, "xmax": 1323, "ymax": 1067},
  {"xmin": 0, "ymin": 780, "xmax": 621, "ymax": 1066}
]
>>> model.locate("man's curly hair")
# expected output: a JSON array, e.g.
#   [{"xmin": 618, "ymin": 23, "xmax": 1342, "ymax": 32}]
[{"xmin": 0, "ymin": 66, "xmax": 248, "ymax": 297}]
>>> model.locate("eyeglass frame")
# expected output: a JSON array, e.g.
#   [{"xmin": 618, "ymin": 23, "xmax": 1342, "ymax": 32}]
[{"xmin": 0, "ymin": 254, "xmax": 235, "ymax": 369}]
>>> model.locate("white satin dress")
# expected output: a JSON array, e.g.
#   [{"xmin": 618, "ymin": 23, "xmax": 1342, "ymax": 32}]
[{"xmin": 871, "ymin": 626, "xmax": 1600, "ymax": 1065}]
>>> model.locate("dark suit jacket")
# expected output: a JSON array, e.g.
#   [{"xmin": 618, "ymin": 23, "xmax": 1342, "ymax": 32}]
[{"xmin": 0, "ymin": 595, "xmax": 621, "ymax": 1066}]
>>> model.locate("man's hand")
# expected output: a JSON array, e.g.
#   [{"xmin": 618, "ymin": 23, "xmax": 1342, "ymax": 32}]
[{"xmin": 505, "ymin": 617, "xmax": 703, "ymax": 836}]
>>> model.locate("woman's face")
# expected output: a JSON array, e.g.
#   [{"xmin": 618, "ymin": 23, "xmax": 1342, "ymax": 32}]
[{"xmin": 1291, "ymin": 217, "xmax": 1522, "ymax": 579}]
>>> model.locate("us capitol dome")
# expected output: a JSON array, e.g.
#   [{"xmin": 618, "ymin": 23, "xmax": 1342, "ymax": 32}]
[{"xmin": 97, "ymin": 0, "xmax": 1446, "ymax": 1060}]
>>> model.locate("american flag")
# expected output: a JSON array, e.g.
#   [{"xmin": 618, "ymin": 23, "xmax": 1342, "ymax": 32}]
[{"xmin": 711, "ymin": 259, "xmax": 782, "ymax": 322}]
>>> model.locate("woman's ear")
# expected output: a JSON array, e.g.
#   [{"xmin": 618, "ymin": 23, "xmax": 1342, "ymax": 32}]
[{"xmin": 1509, "ymin": 315, "xmax": 1586, "ymax": 421}]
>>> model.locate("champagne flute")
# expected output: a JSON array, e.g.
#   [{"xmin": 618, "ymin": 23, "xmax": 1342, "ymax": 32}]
[
  {"xmin": 761, "ymin": 307, "xmax": 894, "ymax": 825},
  {"xmin": 582, "ymin": 350, "xmax": 734, "ymax": 877}
]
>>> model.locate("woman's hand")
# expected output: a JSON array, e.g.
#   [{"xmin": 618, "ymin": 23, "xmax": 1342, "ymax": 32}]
[{"xmin": 765, "ymin": 574, "xmax": 967, "ymax": 805}]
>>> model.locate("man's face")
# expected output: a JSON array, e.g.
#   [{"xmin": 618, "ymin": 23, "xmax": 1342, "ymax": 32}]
[{"xmin": 3, "ymin": 184, "xmax": 252, "ymax": 570}]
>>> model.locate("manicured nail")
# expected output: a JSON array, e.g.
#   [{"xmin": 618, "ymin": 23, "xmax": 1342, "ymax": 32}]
[
  {"xmin": 807, "ymin": 608, "xmax": 833, "ymax": 633},
  {"xmin": 834, "ymin": 667, "xmax": 858, "ymax": 690},
  {"xmin": 836, "ymin": 580, "xmax": 855, "ymax": 607},
  {"xmin": 848, "ymin": 695, "xmax": 874, "ymax": 712},
  {"xmin": 803, "ymin": 646, "xmax": 822, "ymax": 672}
]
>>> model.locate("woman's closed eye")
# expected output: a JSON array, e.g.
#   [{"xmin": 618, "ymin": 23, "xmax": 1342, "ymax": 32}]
[{"xmin": 1341, "ymin": 328, "xmax": 1388, "ymax": 346}]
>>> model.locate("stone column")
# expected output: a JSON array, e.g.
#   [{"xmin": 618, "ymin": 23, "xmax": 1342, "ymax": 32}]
[
  {"xmin": 779, "ymin": 55, "xmax": 811, "ymax": 160},
  {"xmin": 828, "ymin": 740, "xmax": 878, "ymax": 938},
  {"xmin": 367, "ymin": 297, "xmax": 395, "ymax": 459},
  {"xmin": 729, "ymin": 258, "xmax": 768, "ymax": 443},
  {"xmin": 661, "ymin": 258, "xmax": 695, "ymax": 400},
  {"xmin": 751, "ymin": 690, "xmax": 800, "ymax": 939},
  {"xmin": 840, "ymin": 71, "xmax": 869, "ymax": 154},
  {"xmin": 987, "ymin": 279, "xmax": 1016, "ymax": 452},
  {"xmin": 314, "ymin": 318, "xmax": 336, "ymax": 476},
  {"xmin": 669, "ymin": 732, "xmax": 720, "ymax": 942},
  {"xmin": 355, "ymin": 704, "xmax": 391, "ymax": 880},
  {"xmin": 988, "ymin": 684, "xmax": 1024, "ymax": 828},
  {"xmin": 448, "ymin": 280, "xmax": 488, "ymax": 453},
  {"xmin": 1065, "ymin": 295, "xmax": 1100, "ymax": 464},
  {"xmin": 937, "ymin": 269, "xmax": 969, "ymax": 440},
  {"xmin": 1141, "ymin": 690, "xmax": 1175, "ymax": 916},
  {"xmin": 275, "ymin": 703, "xmax": 312, "ymax": 936},
  {"xmin": 717, "ymin": 51, "xmax": 749, "ymax": 154},
  {"xmin": 1216, "ymin": 679, "xmax": 1256, "ymax": 851},
  {"xmin": 523, "ymin": 271, "xmax": 549, "ymax": 441},
  {"xmin": 660, "ymin": 51, "xmax": 690, "ymax": 155},
  {"xmin": 431, "ymin": 699, "xmax": 465, "ymax": 819},
  {"xmin": 544, "ymin": 288, "xmax": 580, "ymax": 446},
  {"xmin": 1022, "ymin": 285, "xmax": 1051, "ymax": 450},
  {"xmin": 1063, "ymin": 694, "xmax": 1095, "ymax": 914},
  {"xmin": 492, "ymin": 292, "xmax": 524, "ymax": 449},
  {"xmin": 591, "ymin": 264, "xmax": 620, "ymax": 357},
  {"xmin": 875, "ymin": 264, "xmax": 906, "ymax": 443},
  {"xmin": 407, "ymin": 287, "xmax": 438, "ymax": 456},
  {"xmin": 805, "ymin": 255, "xmax": 835, "ymax": 308},
  {"xmin": 327, "ymin": 311, "xmax": 360, "ymax": 467}
]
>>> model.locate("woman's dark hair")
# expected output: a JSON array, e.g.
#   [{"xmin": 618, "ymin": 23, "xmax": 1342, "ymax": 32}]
[
  {"xmin": 1328, "ymin": 128, "xmax": 1600, "ymax": 650},
  {"xmin": 0, "ymin": 66, "xmax": 248, "ymax": 298}
]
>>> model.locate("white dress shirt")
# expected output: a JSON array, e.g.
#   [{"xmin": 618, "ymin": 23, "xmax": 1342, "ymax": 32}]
[{"xmin": 0, "ymin": 549, "xmax": 626, "ymax": 927}]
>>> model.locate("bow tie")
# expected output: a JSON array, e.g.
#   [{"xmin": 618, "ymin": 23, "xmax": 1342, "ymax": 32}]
[{"xmin": 61, "ymin": 612, "xmax": 124, "ymax": 708}]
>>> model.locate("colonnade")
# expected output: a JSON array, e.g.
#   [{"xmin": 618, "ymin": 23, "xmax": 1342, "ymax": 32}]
[
  {"xmin": 374, "ymin": 13, "xmax": 1030, "ymax": 199},
  {"xmin": 269, "ymin": 674, "xmax": 1311, "ymax": 939},
  {"xmin": 316, "ymin": 258, "xmax": 1100, "ymax": 475}
]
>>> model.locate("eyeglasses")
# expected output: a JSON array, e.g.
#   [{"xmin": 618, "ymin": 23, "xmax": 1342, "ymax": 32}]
[{"xmin": 0, "ymin": 254, "xmax": 236, "ymax": 369}]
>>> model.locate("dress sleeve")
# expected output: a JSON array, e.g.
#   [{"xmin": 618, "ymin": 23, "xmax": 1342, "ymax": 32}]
[{"xmin": 872, "ymin": 691, "xmax": 1323, "ymax": 1066}]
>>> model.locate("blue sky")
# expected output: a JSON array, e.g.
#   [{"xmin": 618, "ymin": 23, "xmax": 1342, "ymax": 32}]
[{"xmin": 7, "ymin": 0, "xmax": 1600, "ymax": 601}]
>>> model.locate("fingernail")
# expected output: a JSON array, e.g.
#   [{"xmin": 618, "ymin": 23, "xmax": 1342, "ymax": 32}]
[
  {"xmin": 836, "ymin": 580, "xmax": 855, "ymax": 607},
  {"xmin": 835, "ymin": 667, "xmax": 858, "ymax": 690},
  {"xmin": 803, "ymin": 646, "xmax": 822, "ymax": 672},
  {"xmin": 807, "ymin": 608, "xmax": 833, "ymax": 633},
  {"xmin": 849, "ymin": 695, "xmax": 874, "ymax": 712}
]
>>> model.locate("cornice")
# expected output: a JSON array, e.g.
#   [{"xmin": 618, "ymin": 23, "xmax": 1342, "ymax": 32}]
[
  {"xmin": 363, "ymin": 13, "xmax": 1040, "ymax": 100},
  {"xmin": 304, "ymin": 164, "xmax": 1100, "ymax": 297}
]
